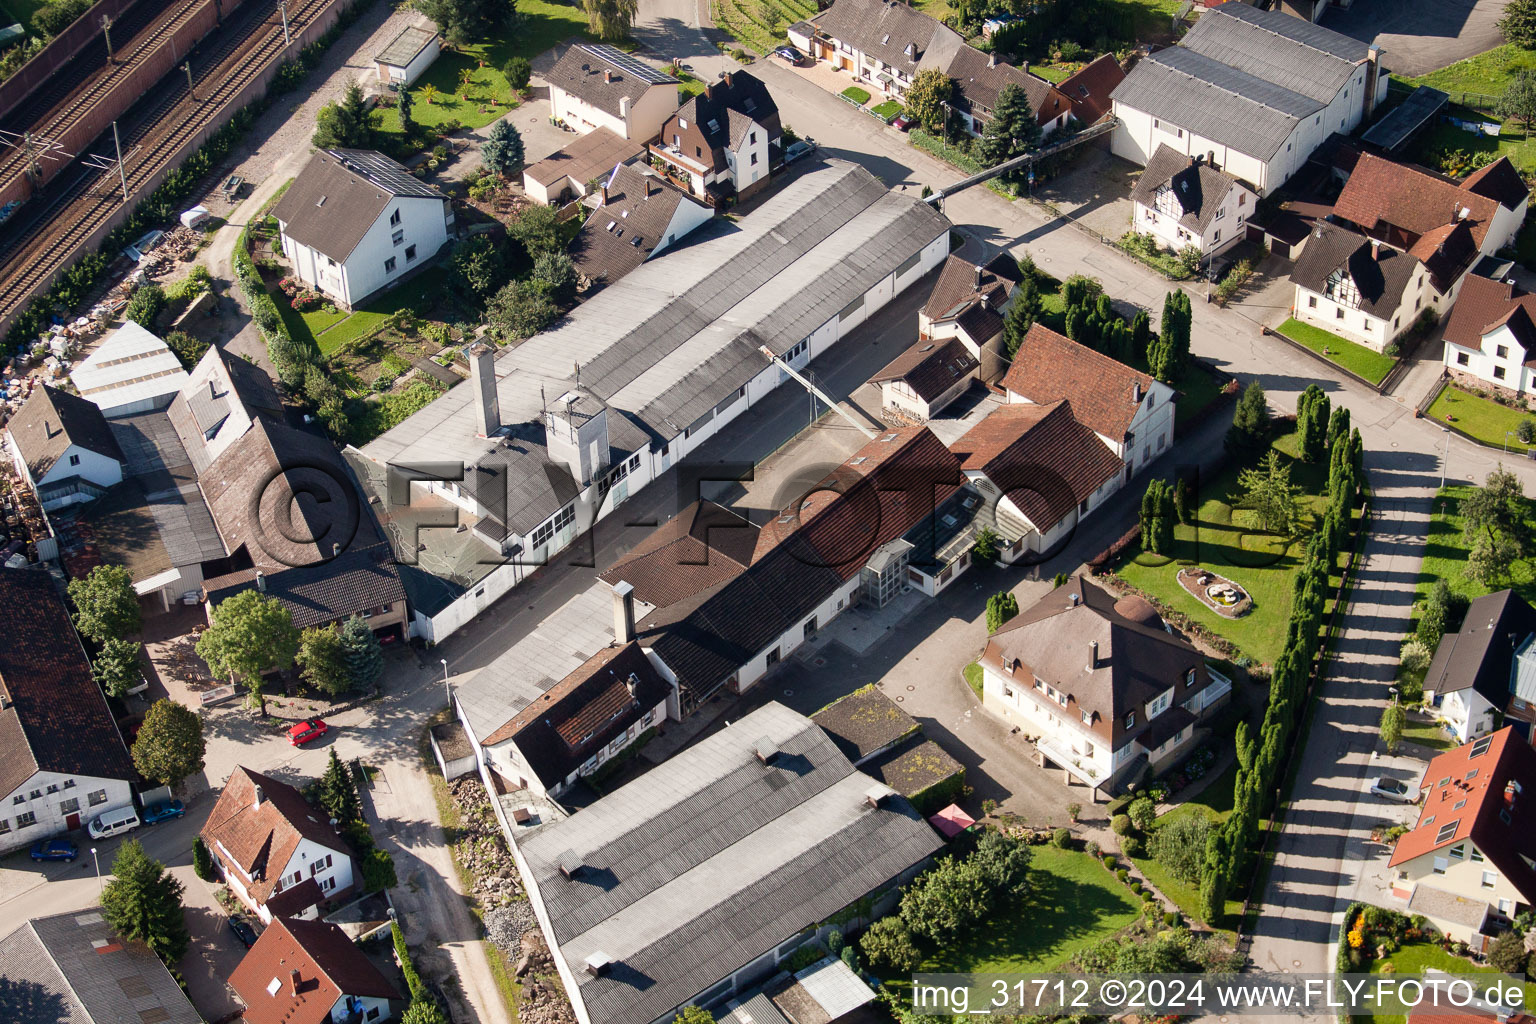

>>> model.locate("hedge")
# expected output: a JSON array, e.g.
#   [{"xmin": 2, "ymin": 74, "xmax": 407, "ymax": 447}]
[{"xmin": 393, "ymin": 921, "xmax": 427, "ymax": 1002}]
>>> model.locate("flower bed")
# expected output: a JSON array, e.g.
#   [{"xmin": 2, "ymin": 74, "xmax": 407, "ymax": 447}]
[{"xmin": 1177, "ymin": 567, "xmax": 1253, "ymax": 618}]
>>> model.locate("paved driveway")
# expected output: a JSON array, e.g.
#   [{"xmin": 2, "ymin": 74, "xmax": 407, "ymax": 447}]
[{"xmin": 1321, "ymin": 0, "xmax": 1510, "ymax": 78}]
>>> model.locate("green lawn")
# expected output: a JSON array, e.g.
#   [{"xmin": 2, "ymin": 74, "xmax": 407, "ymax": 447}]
[
  {"xmin": 1412, "ymin": 115, "xmax": 1536, "ymax": 178},
  {"xmin": 1130, "ymin": 852, "xmax": 1241, "ymax": 940},
  {"xmin": 677, "ymin": 70, "xmax": 707, "ymax": 98},
  {"xmin": 1427, "ymin": 383, "xmax": 1536, "ymax": 454},
  {"xmin": 871, "ymin": 99, "xmax": 902, "ymax": 121},
  {"xmin": 842, "ymin": 85, "xmax": 871, "ymax": 104},
  {"xmin": 1404, "ymin": 44, "xmax": 1536, "ymax": 103},
  {"xmin": 1129, "ymin": 761, "xmax": 1242, "ymax": 937},
  {"xmin": 923, "ymin": 847, "xmax": 1141, "ymax": 974},
  {"xmin": 376, "ymin": 54, "xmax": 520, "ymax": 137},
  {"xmin": 963, "ymin": 662, "xmax": 983, "ymax": 700},
  {"xmin": 1030, "ymin": 63, "xmax": 1077, "ymax": 83},
  {"xmin": 1364, "ymin": 941, "xmax": 1536, "ymax": 1024},
  {"xmin": 1403, "ymin": 717, "xmax": 1457, "ymax": 751},
  {"xmin": 1158, "ymin": 760, "xmax": 1238, "ymax": 828},
  {"xmin": 278, "ymin": 267, "xmax": 450, "ymax": 356},
  {"xmin": 1412, "ymin": 484, "xmax": 1536, "ymax": 622},
  {"xmin": 1115, "ymin": 431, "xmax": 1336, "ymax": 664},
  {"xmin": 1277, "ymin": 317, "xmax": 1397, "ymax": 385}
]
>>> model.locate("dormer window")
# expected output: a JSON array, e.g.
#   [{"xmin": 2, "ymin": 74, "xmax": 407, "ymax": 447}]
[
  {"xmin": 1125, "ymin": 711, "xmax": 1136, "ymax": 729},
  {"xmin": 1185, "ymin": 668, "xmax": 1196, "ymax": 687},
  {"xmin": 679, "ymin": 117, "xmax": 688, "ymax": 129}
]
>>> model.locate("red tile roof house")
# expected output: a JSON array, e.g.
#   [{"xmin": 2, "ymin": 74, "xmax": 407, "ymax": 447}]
[
  {"xmin": 977, "ymin": 574, "xmax": 1232, "ymax": 800},
  {"xmin": 230, "ymin": 916, "xmax": 401, "ymax": 1024},
  {"xmin": 1388, "ymin": 728, "xmax": 1536, "ymax": 951},
  {"xmin": 1441, "ymin": 274, "xmax": 1536, "ymax": 399},
  {"xmin": 1002, "ymin": 323, "xmax": 1177, "ymax": 487},
  {"xmin": 0, "ymin": 567, "xmax": 137, "ymax": 855},
  {"xmin": 1291, "ymin": 152, "xmax": 1531, "ymax": 352},
  {"xmin": 201, "ymin": 767, "xmax": 357, "ymax": 924}
]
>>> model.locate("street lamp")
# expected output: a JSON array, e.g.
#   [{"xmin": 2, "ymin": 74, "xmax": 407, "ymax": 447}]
[
  {"xmin": 1439, "ymin": 427, "xmax": 1451, "ymax": 489},
  {"xmin": 440, "ymin": 658, "xmax": 450, "ymax": 712},
  {"xmin": 1389, "ymin": 686, "xmax": 1399, "ymax": 705},
  {"xmin": 1505, "ymin": 430, "xmax": 1515, "ymax": 454},
  {"xmin": 90, "ymin": 847, "xmax": 101, "ymax": 892}
]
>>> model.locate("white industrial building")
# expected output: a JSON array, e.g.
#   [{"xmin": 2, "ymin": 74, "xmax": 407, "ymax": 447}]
[
  {"xmin": 1110, "ymin": 2, "xmax": 1387, "ymax": 194},
  {"xmin": 70, "ymin": 321, "xmax": 190, "ymax": 418},
  {"xmin": 350, "ymin": 160, "xmax": 950, "ymax": 642},
  {"xmin": 271, "ymin": 149, "xmax": 454, "ymax": 309}
]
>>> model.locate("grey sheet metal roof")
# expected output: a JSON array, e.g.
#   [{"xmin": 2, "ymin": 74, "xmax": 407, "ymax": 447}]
[
  {"xmin": 456, "ymin": 582, "xmax": 617, "ymax": 743},
  {"xmin": 361, "ymin": 161, "xmax": 948, "ymax": 468},
  {"xmin": 1113, "ymin": 47, "xmax": 1316, "ymax": 160},
  {"xmin": 1183, "ymin": 1, "xmax": 1366, "ymax": 105},
  {"xmin": 0, "ymin": 911, "xmax": 200, "ymax": 1024},
  {"xmin": 376, "ymin": 24, "xmax": 437, "ymax": 68},
  {"xmin": 1362, "ymin": 86, "xmax": 1448, "ymax": 151},
  {"xmin": 521, "ymin": 702, "xmax": 941, "ymax": 1024}
]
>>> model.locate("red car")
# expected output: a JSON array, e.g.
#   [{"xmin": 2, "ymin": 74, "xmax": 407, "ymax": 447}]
[{"xmin": 288, "ymin": 719, "xmax": 330, "ymax": 746}]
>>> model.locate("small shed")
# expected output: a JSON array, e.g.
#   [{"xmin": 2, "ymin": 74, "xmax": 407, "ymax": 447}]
[
  {"xmin": 431, "ymin": 721, "xmax": 477, "ymax": 779},
  {"xmin": 375, "ymin": 24, "xmax": 441, "ymax": 88},
  {"xmin": 179, "ymin": 205, "xmax": 210, "ymax": 230}
]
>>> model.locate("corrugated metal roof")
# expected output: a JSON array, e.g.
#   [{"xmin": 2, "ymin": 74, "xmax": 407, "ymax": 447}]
[
  {"xmin": 1183, "ymin": 2, "xmax": 1364, "ymax": 104},
  {"xmin": 520, "ymin": 703, "xmax": 941, "ymax": 1024},
  {"xmin": 1113, "ymin": 48, "xmax": 1315, "ymax": 160},
  {"xmin": 361, "ymin": 161, "xmax": 948, "ymax": 469},
  {"xmin": 70, "ymin": 322, "xmax": 189, "ymax": 414}
]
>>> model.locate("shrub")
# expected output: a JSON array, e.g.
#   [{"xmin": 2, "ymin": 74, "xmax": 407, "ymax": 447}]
[
  {"xmin": 1148, "ymin": 813, "xmax": 1211, "ymax": 885},
  {"xmin": 860, "ymin": 917, "xmax": 922, "ymax": 972},
  {"xmin": 1130, "ymin": 882, "xmax": 1143, "ymax": 895},
  {"xmin": 1164, "ymin": 911, "xmax": 1180, "ymax": 927},
  {"xmin": 125, "ymin": 284, "xmax": 167, "ymax": 328},
  {"xmin": 394, "ymin": 922, "xmax": 426, "ymax": 1001},
  {"xmin": 1142, "ymin": 889, "xmax": 1156, "ymax": 902},
  {"xmin": 192, "ymin": 837, "xmax": 215, "ymax": 882},
  {"xmin": 826, "ymin": 929, "xmax": 844, "ymax": 955},
  {"xmin": 1488, "ymin": 929, "xmax": 1526, "ymax": 973},
  {"xmin": 1102, "ymin": 854, "xmax": 1115, "ymax": 870},
  {"xmin": 361, "ymin": 846, "xmax": 397, "ymax": 892},
  {"xmin": 1116, "ymin": 868, "xmax": 1129, "ymax": 883},
  {"xmin": 1085, "ymin": 839, "xmax": 1099, "ymax": 858},
  {"xmin": 1128, "ymin": 797, "xmax": 1156, "ymax": 832},
  {"xmin": 1111, "ymin": 814, "xmax": 1133, "ymax": 835},
  {"xmin": 1051, "ymin": 828, "xmax": 1071, "ymax": 849},
  {"xmin": 1121, "ymin": 834, "xmax": 1144, "ymax": 858}
]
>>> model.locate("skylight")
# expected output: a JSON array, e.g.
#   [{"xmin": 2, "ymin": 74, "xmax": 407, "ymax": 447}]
[
  {"xmin": 1470, "ymin": 736, "xmax": 1494, "ymax": 758},
  {"xmin": 1435, "ymin": 821, "xmax": 1460, "ymax": 844}
]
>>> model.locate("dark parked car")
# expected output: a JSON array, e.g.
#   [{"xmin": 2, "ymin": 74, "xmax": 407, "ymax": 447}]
[
  {"xmin": 142, "ymin": 800, "xmax": 185, "ymax": 825},
  {"xmin": 228, "ymin": 916, "xmax": 258, "ymax": 949},
  {"xmin": 891, "ymin": 114, "xmax": 912, "ymax": 131},
  {"xmin": 774, "ymin": 45, "xmax": 806, "ymax": 65},
  {"xmin": 30, "ymin": 840, "xmax": 78, "ymax": 862}
]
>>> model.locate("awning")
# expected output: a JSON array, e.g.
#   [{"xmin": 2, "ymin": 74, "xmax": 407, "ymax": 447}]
[
  {"xmin": 928, "ymin": 804, "xmax": 975, "ymax": 838},
  {"xmin": 134, "ymin": 567, "xmax": 182, "ymax": 595},
  {"xmin": 877, "ymin": 73, "xmax": 894, "ymax": 86}
]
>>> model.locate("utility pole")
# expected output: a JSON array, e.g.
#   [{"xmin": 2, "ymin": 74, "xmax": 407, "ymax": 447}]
[
  {"xmin": 278, "ymin": 0, "xmax": 290, "ymax": 45},
  {"xmin": 100, "ymin": 15, "xmax": 113, "ymax": 63},
  {"xmin": 111, "ymin": 121, "xmax": 127, "ymax": 200},
  {"xmin": 183, "ymin": 62, "xmax": 195, "ymax": 100}
]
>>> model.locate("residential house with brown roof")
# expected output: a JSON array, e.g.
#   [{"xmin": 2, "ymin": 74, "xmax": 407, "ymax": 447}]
[
  {"xmin": 1292, "ymin": 152, "xmax": 1531, "ymax": 351},
  {"xmin": 1441, "ymin": 274, "xmax": 1536, "ymax": 396},
  {"xmin": 5, "ymin": 383, "xmax": 124, "ymax": 510},
  {"xmin": 1059, "ymin": 54, "xmax": 1124, "ymax": 126},
  {"xmin": 1130, "ymin": 145, "xmax": 1257, "ymax": 260},
  {"xmin": 915, "ymin": 253, "xmax": 1021, "ymax": 378},
  {"xmin": 569, "ymin": 164, "xmax": 712, "ymax": 289},
  {"xmin": 546, "ymin": 42, "xmax": 680, "ymax": 142},
  {"xmin": 652, "ymin": 71, "xmax": 782, "ymax": 201},
  {"xmin": 1421, "ymin": 590, "xmax": 1536, "ymax": 745},
  {"xmin": 476, "ymin": 641, "xmax": 675, "ymax": 800},
  {"xmin": 1387, "ymin": 728, "xmax": 1536, "ymax": 949},
  {"xmin": 229, "ymin": 916, "xmax": 401, "ymax": 1024},
  {"xmin": 271, "ymin": 149, "xmax": 454, "ymax": 309},
  {"xmin": 522, "ymin": 126, "xmax": 644, "ymax": 206},
  {"xmin": 0, "ymin": 567, "xmax": 136, "ymax": 854},
  {"xmin": 951, "ymin": 400, "xmax": 1126, "ymax": 562},
  {"xmin": 868, "ymin": 337, "xmax": 979, "ymax": 423},
  {"xmin": 978, "ymin": 574, "xmax": 1232, "ymax": 798},
  {"xmin": 1001, "ymin": 323, "xmax": 1176, "ymax": 477},
  {"xmin": 943, "ymin": 45, "xmax": 1072, "ymax": 138},
  {"xmin": 201, "ymin": 766, "xmax": 356, "ymax": 923}
]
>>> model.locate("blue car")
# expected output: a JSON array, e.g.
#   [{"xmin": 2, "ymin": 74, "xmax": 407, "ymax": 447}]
[
  {"xmin": 30, "ymin": 840, "xmax": 78, "ymax": 862},
  {"xmin": 142, "ymin": 800, "xmax": 185, "ymax": 825}
]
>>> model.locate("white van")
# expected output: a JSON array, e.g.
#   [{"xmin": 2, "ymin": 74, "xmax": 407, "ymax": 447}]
[{"xmin": 86, "ymin": 805, "xmax": 141, "ymax": 840}]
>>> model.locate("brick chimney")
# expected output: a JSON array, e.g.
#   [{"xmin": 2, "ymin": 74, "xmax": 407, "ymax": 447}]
[
  {"xmin": 603, "ymin": 68, "xmax": 612, "ymax": 83},
  {"xmin": 253, "ymin": 785, "xmax": 265, "ymax": 809},
  {"xmin": 723, "ymin": 72, "xmax": 733, "ymax": 88},
  {"xmin": 289, "ymin": 970, "xmax": 301, "ymax": 996}
]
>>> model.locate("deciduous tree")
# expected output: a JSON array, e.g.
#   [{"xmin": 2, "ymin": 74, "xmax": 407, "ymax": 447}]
[
  {"xmin": 92, "ymin": 637, "xmax": 144, "ymax": 699},
  {"xmin": 903, "ymin": 68, "xmax": 955, "ymax": 133},
  {"xmin": 487, "ymin": 278, "xmax": 558, "ymax": 342},
  {"xmin": 1379, "ymin": 702, "xmax": 1405, "ymax": 754},
  {"xmin": 195, "ymin": 591, "xmax": 300, "ymax": 714},
  {"xmin": 860, "ymin": 916, "xmax": 923, "ymax": 972},
  {"xmin": 582, "ymin": 0, "xmax": 638, "ymax": 40},
  {"xmin": 132, "ymin": 699, "xmax": 205, "ymax": 789},
  {"xmin": 418, "ymin": 0, "xmax": 513, "ymax": 46},
  {"xmin": 296, "ymin": 625, "xmax": 351, "ymax": 696},
  {"xmin": 68, "ymin": 564, "xmax": 141, "ymax": 644}
]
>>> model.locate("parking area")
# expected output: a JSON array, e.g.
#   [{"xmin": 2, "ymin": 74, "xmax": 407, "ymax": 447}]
[
  {"xmin": 1345, "ymin": 744, "xmax": 1432, "ymax": 910},
  {"xmin": 1321, "ymin": 0, "xmax": 1510, "ymax": 78}
]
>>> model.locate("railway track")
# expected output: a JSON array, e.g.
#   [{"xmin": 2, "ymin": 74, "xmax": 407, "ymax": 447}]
[
  {"xmin": 0, "ymin": 0, "xmax": 218, "ymax": 193},
  {"xmin": 0, "ymin": 0, "xmax": 335, "ymax": 324}
]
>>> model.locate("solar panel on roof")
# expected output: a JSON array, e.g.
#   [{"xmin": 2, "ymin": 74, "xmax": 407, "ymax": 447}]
[{"xmin": 577, "ymin": 42, "xmax": 678, "ymax": 84}]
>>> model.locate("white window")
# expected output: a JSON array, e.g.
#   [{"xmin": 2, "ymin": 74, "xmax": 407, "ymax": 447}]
[
  {"xmin": 1433, "ymin": 856, "xmax": 1448, "ymax": 875},
  {"xmin": 1482, "ymin": 870, "xmax": 1497, "ymax": 888},
  {"xmin": 0, "ymin": 819, "xmax": 9, "ymax": 835},
  {"xmin": 384, "ymin": 257, "xmax": 397, "ymax": 273},
  {"xmin": 392, "ymin": 229, "xmax": 405, "ymax": 246}
]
